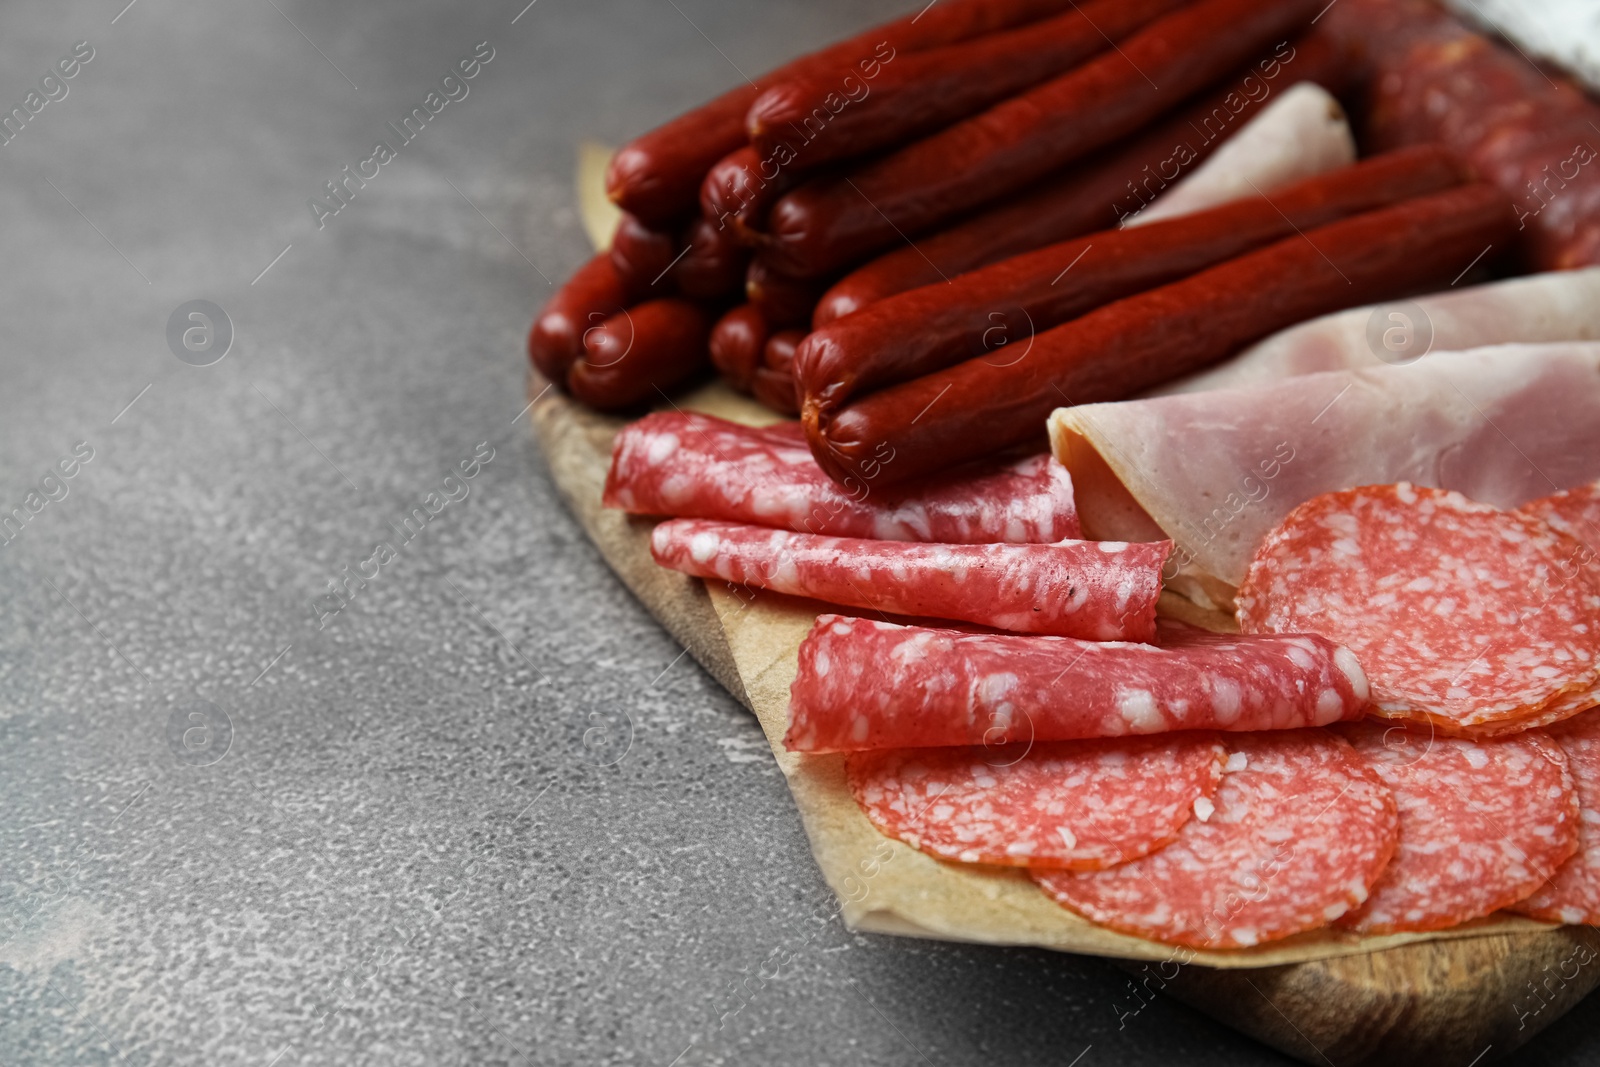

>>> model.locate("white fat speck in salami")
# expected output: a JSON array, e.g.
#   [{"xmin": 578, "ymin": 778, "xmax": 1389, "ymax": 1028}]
[
  {"xmin": 847, "ymin": 735, "xmax": 1226, "ymax": 870},
  {"xmin": 602, "ymin": 411, "xmax": 1079, "ymax": 543},
  {"xmin": 1511, "ymin": 712, "xmax": 1600, "ymax": 925},
  {"xmin": 650, "ymin": 518, "xmax": 1168, "ymax": 640},
  {"xmin": 783, "ymin": 617, "xmax": 1370, "ymax": 753},
  {"xmin": 1237, "ymin": 483, "xmax": 1600, "ymax": 736},
  {"xmin": 1032, "ymin": 731, "xmax": 1397, "ymax": 949},
  {"xmin": 1336, "ymin": 720, "xmax": 1577, "ymax": 934}
]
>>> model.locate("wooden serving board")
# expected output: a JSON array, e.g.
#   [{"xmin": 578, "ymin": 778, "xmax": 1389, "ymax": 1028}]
[{"xmin": 530, "ymin": 375, "xmax": 1600, "ymax": 1065}]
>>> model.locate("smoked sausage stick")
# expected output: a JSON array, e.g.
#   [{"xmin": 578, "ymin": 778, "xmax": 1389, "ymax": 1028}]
[
  {"xmin": 527, "ymin": 253, "xmax": 631, "ymax": 385},
  {"xmin": 673, "ymin": 215, "xmax": 750, "ymax": 300},
  {"xmin": 568, "ymin": 298, "xmax": 712, "ymax": 412},
  {"xmin": 747, "ymin": 0, "xmax": 1189, "ymax": 170},
  {"xmin": 811, "ymin": 31, "xmax": 1347, "ymax": 326},
  {"xmin": 605, "ymin": 0, "xmax": 1084, "ymax": 226},
  {"xmin": 708, "ymin": 304, "xmax": 769, "ymax": 392},
  {"xmin": 796, "ymin": 146, "xmax": 1464, "ymax": 426},
  {"xmin": 609, "ymin": 214, "xmax": 679, "ymax": 298},
  {"xmin": 762, "ymin": 0, "xmax": 1325, "ymax": 277},
  {"xmin": 700, "ymin": 145, "xmax": 803, "ymax": 244},
  {"xmin": 808, "ymin": 183, "xmax": 1518, "ymax": 486}
]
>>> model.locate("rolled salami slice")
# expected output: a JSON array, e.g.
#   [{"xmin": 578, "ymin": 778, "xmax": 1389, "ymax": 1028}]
[
  {"xmin": 784, "ymin": 616, "xmax": 1370, "ymax": 753},
  {"xmin": 604, "ymin": 411, "xmax": 1079, "ymax": 543},
  {"xmin": 1238, "ymin": 484, "xmax": 1600, "ymax": 736},
  {"xmin": 650, "ymin": 518, "xmax": 1168, "ymax": 640},
  {"xmin": 1033, "ymin": 731, "xmax": 1399, "ymax": 948},
  {"xmin": 1337, "ymin": 721, "xmax": 1578, "ymax": 934},
  {"xmin": 1511, "ymin": 712, "xmax": 1600, "ymax": 924},
  {"xmin": 848, "ymin": 735, "xmax": 1227, "ymax": 870}
]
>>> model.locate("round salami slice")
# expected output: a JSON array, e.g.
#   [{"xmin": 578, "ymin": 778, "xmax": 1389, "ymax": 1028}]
[
  {"xmin": 847, "ymin": 735, "xmax": 1227, "ymax": 870},
  {"xmin": 1337, "ymin": 720, "xmax": 1578, "ymax": 933},
  {"xmin": 1517, "ymin": 480, "xmax": 1600, "ymax": 554},
  {"xmin": 1237, "ymin": 483, "xmax": 1600, "ymax": 736},
  {"xmin": 1510, "ymin": 712, "xmax": 1600, "ymax": 925},
  {"xmin": 1032, "ymin": 731, "xmax": 1398, "ymax": 949}
]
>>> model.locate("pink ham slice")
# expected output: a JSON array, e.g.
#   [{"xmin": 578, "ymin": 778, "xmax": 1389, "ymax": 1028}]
[
  {"xmin": 649, "ymin": 518, "xmax": 1168, "ymax": 640},
  {"xmin": 1049, "ymin": 342, "xmax": 1600, "ymax": 604},
  {"xmin": 1125, "ymin": 83, "xmax": 1355, "ymax": 228},
  {"xmin": 605, "ymin": 411, "xmax": 1079, "ymax": 543},
  {"xmin": 847, "ymin": 734, "xmax": 1227, "ymax": 869},
  {"xmin": 1338, "ymin": 720, "xmax": 1578, "ymax": 934},
  {"xmin": 1161, "ymin": 268, "xmax": 1600, "ymax": 395},
  {"xmin": 1033, "ymin": 730, "xmax": 1399, "ymax": 949},
  {"xmin": 783, "ymin": 615, "xmax": 1370, "ymax": 753}
]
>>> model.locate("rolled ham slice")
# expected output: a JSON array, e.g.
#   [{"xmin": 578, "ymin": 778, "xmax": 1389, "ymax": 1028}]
[
  {"xmin": 1161, "ymin": 268, "xmax": 1600, "ymax": 395},
  {"xmin": 1049, "ymin": 342, "xmax": 1600, "ymax": 606},
  {"xmin": 783, "ymin": 616, "xmax": 1369, "ymax": 753},
  {"xmin": 605, "ymin": 411, "xmax": 1079, "ymax": 543},
  {"xmin": 650, "ymin": 519, "xmax": 1169, "ymax": 640},
  {"xmin": 1125, "ymin": 83, "xmax": 1355, "ymax": 227}
]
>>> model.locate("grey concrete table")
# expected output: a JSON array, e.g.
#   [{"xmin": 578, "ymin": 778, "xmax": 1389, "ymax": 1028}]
[{"xmin": 0, "ymin": 1, "xmax": 1594, "ymax": 1064}]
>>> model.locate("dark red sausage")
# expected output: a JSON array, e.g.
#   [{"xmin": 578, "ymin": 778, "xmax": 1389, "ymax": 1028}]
[
  {"xmin": 567, "ymin": 299, "xmax": 712, "ymax": 412},
  {"xmin": 751, "ymin": 366, "xmax": 801, "ymax": 417},
  {"xmin": 609, "ymin": 214, "xmax": 679, "ymax": 299},
  {"xmin": 812, "ymin": 31, "xmax": 1348, "ymax": 326},
  {"xmin": 700, "ymin": 146, "xmax": 803, "ymax": 244},
  {"xmin": 605, "ymin": 0, "xmax": 1089, "ymax": 226},
  {"xmin": 755, "ymin": 328, "xmax": 805, "ymax": 415},
  {"xmin": 1322, "ymin": 0, "xmax": 1600, "ymax": 270},
  {"xmin": 747, "ymin": 258, "xmax": 824, "ymax": 329},
  {"xmin": 708, "ymin": 304, "xmax": 769, "ymax": 392},
  {"xmin": 809, "ymin": 184, "xmax": 1518, "ymax": 486},
  {"xmin": 764, "ymin": 329, "xmax": 805, "ymax": 373},
  {"xmin": 763, "ymin": 0, "xmax": 1324, "ymax": 277},
  {"xmin": 673, "ymin": 215, "xmax": 751, "ymax": 300},
  {"xmin": 527, "ymin": 253, "xmax": 631, "ymax": 385},
  {"xmin": 797, "ymin": 146, "xmax": 1464, "ymax": 425},
  {"xmin": 748, "ymin": 0, "xmax": 1188, "ymax": 170}
]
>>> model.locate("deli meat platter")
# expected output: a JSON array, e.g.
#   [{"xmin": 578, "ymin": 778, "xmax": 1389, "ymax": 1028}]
[{"xmin": 525, "ymin": 0, "xmax": 1600, "ymax": 1061}]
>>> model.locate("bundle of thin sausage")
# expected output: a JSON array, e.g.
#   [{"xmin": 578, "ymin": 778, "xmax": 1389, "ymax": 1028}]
[
  {"xmin": 572, "ymin": 0, "xmax": 1600, "ymax": 954},
  {"xmin": 531, "ymin": 0, "xmax": 1382, "ymax": 414}
]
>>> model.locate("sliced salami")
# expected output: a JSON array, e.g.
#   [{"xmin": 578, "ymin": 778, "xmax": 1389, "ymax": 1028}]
[
  {"xmin": 1511, "ymin": 712, "xmax": 1600, "ymax": 925},
  {"xmin": 1033, "ymin": 731, "xmax": 1398, "ymax": 949},
  {"xmin": 651, "ymin": 518, "xmax": 1169, "ymax": 640},
  {"xmin": 1517, "ymin": 479, "xmax": 1600, "ymax": 555},
  {"xmin": 784, "ymin": 616, "xmax": 1369, "ymax": 753},
  {"xmin": 1337, "ymin": 720, "xmax": 1578, "ymax": 934},
  {"xmin": 847, "ymin": 735, "xmax": 1226, "ymax": 869},
  {"xmin": 1237, "ymin": 483, "xmax": 1600, "ymax": 736},
  {"xmin": 604, "ymin": 411, "xmax": 1079, "ymax": 543}
]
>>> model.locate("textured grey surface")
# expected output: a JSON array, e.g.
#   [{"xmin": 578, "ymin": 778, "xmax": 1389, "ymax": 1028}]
[{"xmin": 0, "ymin": 1, "xmax": 1597, "ymax": 1064}]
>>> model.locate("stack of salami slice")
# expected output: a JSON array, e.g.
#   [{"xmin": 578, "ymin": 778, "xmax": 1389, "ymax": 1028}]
[{"xmin": 530, "ymin": 0, "xmax": 1369, "ymax": 416}]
